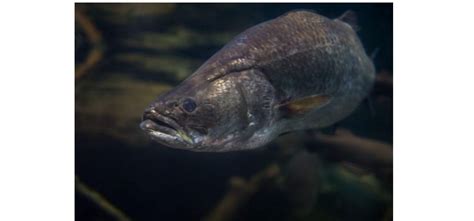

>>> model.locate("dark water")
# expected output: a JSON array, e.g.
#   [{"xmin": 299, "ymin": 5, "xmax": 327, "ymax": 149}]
[{"xmin": 75, "ymin": 3, "xmax": 392, "ymax": 221}]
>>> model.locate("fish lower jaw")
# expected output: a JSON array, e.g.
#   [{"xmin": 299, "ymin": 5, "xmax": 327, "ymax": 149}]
[
  {"xmin": 147, "ymin": 130, "xmax": 194, "ymax": 149},
  {"xmin": 140, "ymin": 119, "xmax": 194, "ymax": 148},
  {"xmin": 149, "ymin": 130, "xmax": 181, "ymax": 143}
]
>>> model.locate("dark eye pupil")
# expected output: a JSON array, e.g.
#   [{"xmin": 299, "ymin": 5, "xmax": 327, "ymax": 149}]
[{"xmin": 182, "ymin": 98, "xmax": 196, "ymax": 112}]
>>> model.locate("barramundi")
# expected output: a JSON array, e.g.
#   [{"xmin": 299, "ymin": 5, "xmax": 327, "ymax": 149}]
[{"xmin": 140, "ymin": 10, "xmax": 375, "ymax": 152}]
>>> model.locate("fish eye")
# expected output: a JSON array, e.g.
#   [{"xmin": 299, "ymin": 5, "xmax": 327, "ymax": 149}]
[{"xmin": 181, "ymin": 98, "xmax": 197, "ymax": 113}]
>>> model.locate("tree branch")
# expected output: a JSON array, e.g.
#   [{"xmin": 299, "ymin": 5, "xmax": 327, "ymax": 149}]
[
  {"xmin": 75, "ymin": 176, "xmax": 132, "ymax": 221},
  {"xmin": 75, "ymin": 7, "xmax": 104, "ymax": 80},
  {"xmin": 309, "ymin": 129, "xmax": 393, "ymax": 181},
  {"xmin": 203, "ymin": 164, "xmax": 280, "ymax": 221}
]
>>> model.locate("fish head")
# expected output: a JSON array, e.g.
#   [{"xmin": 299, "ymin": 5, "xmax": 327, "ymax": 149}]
[{"xmin": 141, "ymin": 70, "xmax": 276, "ymax": 151}]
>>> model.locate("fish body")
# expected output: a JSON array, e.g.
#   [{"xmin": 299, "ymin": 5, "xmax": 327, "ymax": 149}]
[{"xmin": 141, "ymin": 10, "xmax": 375, "ymax": 152}]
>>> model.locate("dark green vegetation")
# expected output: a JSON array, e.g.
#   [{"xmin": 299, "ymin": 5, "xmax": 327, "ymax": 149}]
[{"xmin": 76, "ymin": 3, "xmax": 392, "ymax": 221}]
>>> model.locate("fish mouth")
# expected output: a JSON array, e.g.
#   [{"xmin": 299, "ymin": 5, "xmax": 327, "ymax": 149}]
[{"xmin": 140, "ymin": 112, "xmax": 194, "ymax": 148}]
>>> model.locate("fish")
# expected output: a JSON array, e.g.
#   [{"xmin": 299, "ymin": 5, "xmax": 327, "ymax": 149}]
[{"xmin": 140, "ymin": 10, "xmax": 375, "ymax": 152}]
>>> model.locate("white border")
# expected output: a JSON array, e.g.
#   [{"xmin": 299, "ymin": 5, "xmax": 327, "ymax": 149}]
[{"xmin": 1, "ymin": 1, "xmax": 474, "ymax": 221}]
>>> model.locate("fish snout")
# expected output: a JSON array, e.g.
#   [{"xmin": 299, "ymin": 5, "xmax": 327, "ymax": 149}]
[
  {"xmin": 142, "ymin": 100, "xmax": 179, "ymax": 121},
  {"xmin": 142, "ymin": 107, "xmax": 158, "ymax": 122}
]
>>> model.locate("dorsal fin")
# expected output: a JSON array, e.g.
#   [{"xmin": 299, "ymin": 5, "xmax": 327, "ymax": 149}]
[
  {"xmin": 370, "ymin": 47, "xmax": 380, "ymax": 61},
  {"xmin": 337, "ymin": 10, "xmax": 359, "ymax": 31}
]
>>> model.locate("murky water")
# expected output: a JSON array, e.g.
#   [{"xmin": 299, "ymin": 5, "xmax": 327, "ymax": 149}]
[{"xmin": 75, "ymin": 3, "xmax": 393, "ymax": 221}]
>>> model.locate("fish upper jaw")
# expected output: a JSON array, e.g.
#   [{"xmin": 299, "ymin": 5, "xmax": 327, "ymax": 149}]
[{"xmin": 140, "ymin": 109, "xmax": 195, "ymax": 149}]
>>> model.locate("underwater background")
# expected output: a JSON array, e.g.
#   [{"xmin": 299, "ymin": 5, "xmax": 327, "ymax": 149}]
[{"xmin": 75, "ymin": 3, "xmax": 392, "ymax": 221}]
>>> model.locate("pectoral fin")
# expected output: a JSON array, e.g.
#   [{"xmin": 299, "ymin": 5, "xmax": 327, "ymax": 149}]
[{"xmin": 278, "ymin": 94, "xmax": 331, "ymax": 118}]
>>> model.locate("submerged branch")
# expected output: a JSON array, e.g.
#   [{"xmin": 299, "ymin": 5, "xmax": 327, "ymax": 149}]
[
  {"xmin": 203, "ymin": 164, "xmax": 280, "ymax": 221},
  {"xmin": 374, "ymin": 70, "xmax": 393, "ymax": 97},
  {"xmin": 310, "ymin": 129, "xmax": 393, "ymax": 181},
  {"xmin": 75, "ymin": 176, "xmax": 132, "ymax": 221},
  {"xmin": 75, "ymin": 8, "xmax": 104, "ymax": 80}
]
